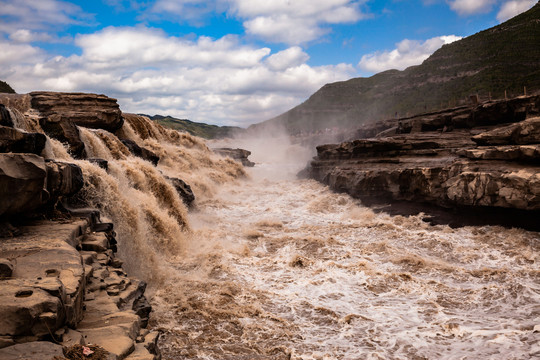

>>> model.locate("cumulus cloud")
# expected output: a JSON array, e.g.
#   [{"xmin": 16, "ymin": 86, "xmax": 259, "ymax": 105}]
[
  {"xmin": 0, "ymin": 0, "xmax": 91, "ymax": 35},
  {"xmin": 138, "ymin": 0, "xmax": 371, "ymax": 44},
  {"xmin": 497, "ymin": 0, "xmax": 536, "ymax": 22},
  {"xmin": 229, "ymin": 0, "xmax": 369, "ymax": 44},
  {"xmin": 2, "ymin": 26, "xmax": 355, "ymax": 126},
  {"xmin": 447, "ymin": 0, "xmax": 496, "ymax": 15},
  {"xmin": 358, "ymin": 35, "xmax": 461, "ymax": 73}
]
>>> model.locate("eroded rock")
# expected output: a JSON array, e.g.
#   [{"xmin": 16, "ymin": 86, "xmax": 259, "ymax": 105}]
[{"xmin": 213, "ymin": 147, "xmax": 255, "ymax": 167}]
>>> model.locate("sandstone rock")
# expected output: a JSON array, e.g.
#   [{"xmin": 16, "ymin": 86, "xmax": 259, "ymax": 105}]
[
  {"xmin": 125, "ymin": 343, "xmax": 155, "ymax": 360},
  {"xmin": 0, "ymin": 104, "xmax": 13, "ymax": 127},
  {"xmin": 0, "ymin": 281, "xmax": 64, "ymax": 338},
  {"xmin": 472, "ymin": 117, "xmax": 540, "ymax": 145},
  {"xmin": 30, "ymin": 91, "xmax": 124, "ymax": 132},
  {"xmin": 121, "ymin": 139, "xmax": 159, "ymax": 166},
  {"xmin": 45, "ymin": 159, "xmax": 84, "ymax": 201},
  {"xmin": 305, "ymin": 96, "xmax": 540, "ymax": 229},
  {"xmin": 165, "ymin": 176, "xmax": 195, "ymax": 206},
  {"xmin": 0, "ymin": 153, "xmax": 48, "ymax": 216},
  {"xmin": 213, "ymin": 147, "xmax": 255, "ymax": 167},
  {"xmin": 80, "ymin": 325, "xmax": 135, "ymax": 360},
  {"xmin": 0, "ymin": 258, "xmax": 13, "ymax": 279},
  {"xmin": 0, "ymin": 125, "xmax": 46, "ymax": 154},
  {"xmin": 0, "ymin": 341, "xmax": 64, "ymax": 359}
]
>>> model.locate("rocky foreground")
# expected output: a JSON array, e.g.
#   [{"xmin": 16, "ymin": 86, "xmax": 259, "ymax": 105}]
[{"xmin": 303, "ymin": 95, "xmax": 540, "ymax": 229}]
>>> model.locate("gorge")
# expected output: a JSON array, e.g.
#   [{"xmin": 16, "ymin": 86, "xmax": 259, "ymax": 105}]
[{"xmin": 0, "ymin": 90, "xmax": 538, "ymax": 359}]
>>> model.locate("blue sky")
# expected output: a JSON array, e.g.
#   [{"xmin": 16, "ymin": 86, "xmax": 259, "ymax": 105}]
[{"xmin": 0, "ymin": 0, "xmax": 536, "ymax": 126}]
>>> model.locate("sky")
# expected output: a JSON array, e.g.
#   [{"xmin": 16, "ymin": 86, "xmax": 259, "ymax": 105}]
[{"xmin": 0, "ymin": 0, "xmax": 537, "ymax": 127}]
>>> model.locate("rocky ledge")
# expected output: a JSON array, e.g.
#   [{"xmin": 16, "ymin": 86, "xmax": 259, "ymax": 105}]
[
  {"xmin": 213, "ymin": 147, "xmax": 255, "ymax": 167},
  {"xmin": 303, "ymin": 95, "xmax": 540, "ymax": 229},
  {"xmin": 0, "ymin": 214, "xmax": 160, "ymax": 360}
]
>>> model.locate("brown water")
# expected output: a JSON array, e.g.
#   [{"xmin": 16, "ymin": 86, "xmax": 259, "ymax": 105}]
[
  {"xmin": 151, "ymin": 141, "xmax": 540, "ymax": 360},
  {"xmin": 9, "ymin": 110, "xmax": 540, "ymax": 359}
]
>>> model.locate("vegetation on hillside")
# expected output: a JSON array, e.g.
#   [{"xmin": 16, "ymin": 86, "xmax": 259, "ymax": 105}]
[
  {"xmin": 0, "ymin": 80, "xmax": 15, "ymax": 93},
  {"xmin": 251, "ymin": 3, "xmax": 540, "ymax": 135},
  {"xmin": 146, "ymin": 114, "xmax": 244, "ymax": 139}
]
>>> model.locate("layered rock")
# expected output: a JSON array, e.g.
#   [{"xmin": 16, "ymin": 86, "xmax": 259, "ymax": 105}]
[
  {"xmin": 213, "ymin": 147, "xmax": 255, "ymax": 167},
  {"xmin": 304, "ymin": 96, "xmax": 540, "ymax": 229},
  {"xmin": 0, "ymin": 154, "xmax": 83, "ymax": 216},
  {"xmin": 0, "ymin": 92, "xmax": 124, "ymax": 158},
  {"xmin": 0, "ymin": 215, "xmax": 160, "ymax": 360}
]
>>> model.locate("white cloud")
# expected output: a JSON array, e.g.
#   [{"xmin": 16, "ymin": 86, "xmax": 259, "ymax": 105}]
[
  {"xmin": 9, "ymin": 30, "xmax": 54, "ymax": 43},
  {"xmin": 447, "ymin": 0, "xmax": 496, "ymax": 15},
  {"xmin": 230, "ymin": 0, "xmax": 369, "ymax": 44},
  {"xmin": 497, "ymin": 0, "xmax": 536, "ymax": 22},
  {"xmin": 358, "ymin": 35, "xmax": 462, "ymax": 73},
  {"xmin": 0, "ymin": 0, "xmax": 90, "ymax": 36},
  {"xmin": 2, "ymin": 26, "xmax": 355, "ymax": 126},
  {"xmin": 265, "ymin": 47, "xmax": 310, "ymax": 71}
]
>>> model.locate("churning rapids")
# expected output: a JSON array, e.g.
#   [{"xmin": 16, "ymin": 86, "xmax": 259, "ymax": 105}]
[
  {"xmin": 151, "ymin": 140, "xmax": 540, "ymax": 360},
  {"xmin": 9, "ymin": 109, "xmax": 540, "ymax": 359}
]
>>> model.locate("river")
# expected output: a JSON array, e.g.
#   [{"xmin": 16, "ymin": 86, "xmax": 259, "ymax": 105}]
[{"xmin": 149, "ymin": 138, "xmax": 540, "ymax": 360}]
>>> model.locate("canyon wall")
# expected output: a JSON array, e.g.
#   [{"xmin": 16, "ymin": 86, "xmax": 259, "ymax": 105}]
[{"xmin": 304, "ymin": 95, "xmax": 540, "ymax": 229}]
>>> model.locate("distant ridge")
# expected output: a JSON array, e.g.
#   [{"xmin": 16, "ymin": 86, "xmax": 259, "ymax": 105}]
[
  {"xmin": 145, "ymin": 114, "xmax": 244, "ymax": 139},
  {"xmin": 0, "ymin": 80, "xmax": 15, "ymax": 94},
  {"xmin": 251, "ymin": 2, "xmax": 540, "ymax": 135}
]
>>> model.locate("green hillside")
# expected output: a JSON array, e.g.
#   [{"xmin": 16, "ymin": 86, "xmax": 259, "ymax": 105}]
[
  {"xmin": 146, "ymin": 114, "xmax": 245, "ymax": 139},
  {"xmin": 0, "ymin": 80, "xmax": 15, "ymax": 93},
  {"xmin": 251, "ymin": 2, "xmax": 540, "ymax": 135}
]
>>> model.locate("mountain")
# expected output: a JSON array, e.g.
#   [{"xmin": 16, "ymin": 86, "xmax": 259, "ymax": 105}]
[
  {"xmin": 250, "ymin": 2, "xmax": 540, "ymax": 135},
  {"xmin": 0, "ymin": 80, "xmax": 15, "ymax": 94},
  {"xmin": 145, "ymin": 114, "xmax": 245, "ymax": 139}
]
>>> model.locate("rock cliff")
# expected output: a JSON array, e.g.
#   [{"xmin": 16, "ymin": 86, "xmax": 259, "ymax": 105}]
[{"xmin": 303, "ymin": 95, "xmax": 540, "ymax": 230}]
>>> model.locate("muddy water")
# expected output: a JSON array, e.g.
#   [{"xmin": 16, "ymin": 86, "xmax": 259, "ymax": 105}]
[{"xmin": 152, "ymin": 147, "xmax": 540, "ymax": 359}]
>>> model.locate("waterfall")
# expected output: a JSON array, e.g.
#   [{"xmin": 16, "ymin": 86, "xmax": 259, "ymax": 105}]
[{"xmin": 3, "ymin": 105, "xmax": 246, "ymax": 283}]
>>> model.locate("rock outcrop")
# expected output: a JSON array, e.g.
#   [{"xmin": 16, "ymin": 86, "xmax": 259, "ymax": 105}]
[
  {"xmin": 121, "ymin": 139, "xmax": 160, "ymax": 166},
  {"xmin": 0, "ymin": 154, "xmax": 83, "ymax": 216},
  {"xmin": 213, "ymin": 147, "xmax": 255, "ymax": 167},
  {"xmin": 304, "ymin": 95, "xmax": 540, "ymax": 229},
  {"xmin": 0, "ymin": 214, "xmax": 160, "ymax": 360},
  {"xmin": 0, "ymin": 92, "xmax": 124, "ymax": 158}
]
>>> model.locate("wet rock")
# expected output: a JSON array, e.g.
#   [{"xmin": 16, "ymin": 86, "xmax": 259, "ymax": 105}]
[
  {"xmin": 45, "ymin": 160, "xmax": 84, "ymax": 200},
  {"xmin": 0, "ymin": 153, "xmax": 48, "ymax": 216},
  {"xmin": 0, "ymin": 104, "xmax": 13, "ymax": 127},
  {"xmin": 0, "ymin": 341, "xmax": 64, "ymax": 359},
  {"xmin": 165, "ymin": 176, "xmax": 195, "ymax": 206},
  {"xmin": 0, "ymin": 258, "xmax": 13, "ymax": 279},
  {"xmin": 213, "ymin": 147, "xmax": 255, "ymax": 167},
  {"xmin": 0, "ymin": 125, "xmax": 46, "ymax": 154},
  {"xmin": 88, "ymin": 158, "xmax": 109, "ymax": 170},
  {"xmin": 121, "ymin": 139, "xmax": 160, "ymax": 166}
]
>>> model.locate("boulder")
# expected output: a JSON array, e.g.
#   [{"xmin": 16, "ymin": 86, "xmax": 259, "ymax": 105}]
[
  {"xmin": 213, "ymin": 147, "xmax": 255, "ymax": 167},
  {"xmin": 30, "ymin": 91, "xmax": 123, "ymax": 132},
  {"xmin": 165, "ymin": 176, "xmax": 195, "ymax": 206},
  {"xmin": 0, "ymin": 126, "xmax": 46, "ymax": 155},
  {"xmin": 0, "ymin": 153, "xmax": 48, "ymax": 216},
  {"xmin": 121, "ymin": 139, "xmax": 160, "ymax": 166},
  {"xmin": 45, "ymin": 159, "xmax": 84, "ymax": 200},
  {"xmin": 0, "ymin": 104, "xmax": 13, "ymax": 127}
]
